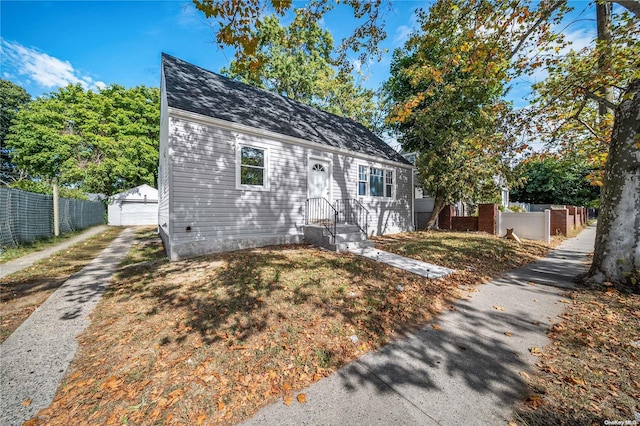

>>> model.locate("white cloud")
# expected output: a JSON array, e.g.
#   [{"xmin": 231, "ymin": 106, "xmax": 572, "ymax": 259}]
[
  {"xmin": 393, "ymin": 11, "xmax": 419, "ymax": 47},
  {"xmin": 394, "ymin": 25, "xmax": 413, "ymax": 46},
  {"xmin": 0, "ymin": 39, "xmax": 105, "ymax": 91}
]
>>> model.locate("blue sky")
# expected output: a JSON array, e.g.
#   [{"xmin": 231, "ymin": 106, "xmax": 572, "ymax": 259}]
[{"xmin": 1, "ymin": 1, "xmax": 597, "ymax": 107}]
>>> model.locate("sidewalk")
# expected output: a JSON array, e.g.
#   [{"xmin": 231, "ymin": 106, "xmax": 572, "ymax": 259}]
[
  {"xmin": 243, "ymin": 226, "xmax": 596, "ymax": 425},
  {"xmin": 0, "ymin": 225, "xmax": 108, "ymax": 279},
  {"xmin": 0, "ymin": 227, "xmax": 136, "ymax": 426}
]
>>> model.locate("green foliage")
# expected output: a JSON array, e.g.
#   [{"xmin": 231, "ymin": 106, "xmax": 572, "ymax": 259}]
[
  {"xmin": 193, "ymin": 0, "xmax": 387, "ymax": 75},
  {"xmin": 9, "ymin": 179, "xmax": 88, "ymax": 200},
  {"xmin": 5, "ymin": 84, "xmax": 160, "ymax": 196},
  {"xmin": 222, "ymin": 9, "xmax": 377, "ymax": 129},
  {"xmin": 510, "ymin": 155, "xmax": 601, "ymax": 206},
  {"xmin": 0, "ymin": 80, "xmax": 31, "ymax": 183}
]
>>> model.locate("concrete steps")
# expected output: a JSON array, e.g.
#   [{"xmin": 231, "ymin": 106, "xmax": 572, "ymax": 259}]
[{"xmin": 303, "ymin": 224, "xmax": 373, "ymax": 252}]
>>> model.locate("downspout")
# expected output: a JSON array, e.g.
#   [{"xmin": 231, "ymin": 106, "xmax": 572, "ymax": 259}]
[{"xmin": 411, "ymin": 167, "xmax": 415, "ymax": 231}]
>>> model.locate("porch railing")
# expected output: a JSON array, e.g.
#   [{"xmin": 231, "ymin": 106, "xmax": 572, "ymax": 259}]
[
  {"xmin": 306, "ymin": 197, "xmax": 338, "ymax": 242},
  {"xmin": 334, "ymin": 199, "xmax": 369, "ymax": 236}
]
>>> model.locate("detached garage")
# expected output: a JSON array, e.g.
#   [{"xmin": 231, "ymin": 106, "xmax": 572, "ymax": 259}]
[{"xmin": 108, "ymin": 184, "xmax": 158, "ymax": 226}]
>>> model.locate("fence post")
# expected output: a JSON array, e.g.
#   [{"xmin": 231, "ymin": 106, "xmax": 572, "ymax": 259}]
[
  {"xmin": 53, "ymin": 182, "xmax": 60, "ymax": 236},
  {"xmin": 478, "ymin": 203, "xmax": 498, "ymax": 235},
  {"xmin": 544, "ymin": 209, "xmax": 551, "ymax": 244}
]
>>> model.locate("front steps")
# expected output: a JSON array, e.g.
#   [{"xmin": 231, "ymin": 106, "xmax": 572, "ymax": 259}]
[{"xmin": 303, "ymin": 224, "xmax": 374, "ymax": 252}]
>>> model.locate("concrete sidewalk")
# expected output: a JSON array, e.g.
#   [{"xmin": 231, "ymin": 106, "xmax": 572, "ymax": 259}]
[
  {"xmin": 0, "ymin": 225, "xmax": 108, "ymax": 279},
  {"xmin": 0, "ymin": 227, "xmax": 136, "ymax": 426},
  {"xmin": 244, "ymin": 226, "xmax": 596, "ymax": 425},
  {"xmin": 349, "ymin": 247, "xmax": 454, "ymax": 279}
]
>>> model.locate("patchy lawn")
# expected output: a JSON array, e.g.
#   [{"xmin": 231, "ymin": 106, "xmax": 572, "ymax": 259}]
[
  {"xmin": 0, "ymin": 230, "xmax": 86, "ymax": 263},
  {"xmin": 372, "ymin": 230, "xmax": 550, "ymax": 278},
  {"xmin": 28, "ymin": 230, "xmax": 553, "ymax": 425},
  {"xmin": 514, "ymin": 287, "xmax": 640, "ymax": 425},
  {"xmin": 0, "ymin": 227, "xmax": 123, "ymax": 343}
]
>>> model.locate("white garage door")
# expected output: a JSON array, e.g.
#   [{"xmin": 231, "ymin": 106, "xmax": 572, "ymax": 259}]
[{"xmin": 110, "ymin": 202, "xmax": 158, "ymax": 226}]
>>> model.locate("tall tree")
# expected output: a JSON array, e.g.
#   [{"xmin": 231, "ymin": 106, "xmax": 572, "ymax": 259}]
[
  {"xmin": 530, "ymin": 2, "xmax": 639, "ymax": 291},
  {"xmin": 510, "ymin": 154, "xmax": 601, "ymax": 206},
  {"xmin": 6, "ymin": 84, "xmax": 160, "ymax": 196},
  {"xmin": 384, "ymin": 0, "xmax": 569, "ymax": 229},
  {"xmin": 0, "ymin": 80, "xmax": 31, "ymax": 184},
  {"xmin": 193, "ymin": 0, "xmax": 389, "ymax": 74},
  {"xmin": 222, "ymin": 9, "xmax": 377, "ymax": 127}
]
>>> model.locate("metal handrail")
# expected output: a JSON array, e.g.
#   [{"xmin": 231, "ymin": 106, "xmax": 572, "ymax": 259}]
[
  {"xmin": 334, "ymin": 198, "xmax": 369, "ymax": 236},
  {"xmin": 306, "ymin": 197, "xmax": 338, "ymax": 242}
]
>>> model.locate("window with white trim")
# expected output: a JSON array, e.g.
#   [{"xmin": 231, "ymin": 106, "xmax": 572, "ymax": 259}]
[
  {"xmin": 386, "ymin": 170, "xmax": 393, "ymax": 197},
  {"xmin": 358, "ymin": 165, "xmax": 368, "ymax": 196},
  {"xmin": 358, "ymin": 166, "xmax": 394, "ymax": 198},
  {"xmin": 237, "ymin": 145, "xmax": 268, "ymax": 189}
]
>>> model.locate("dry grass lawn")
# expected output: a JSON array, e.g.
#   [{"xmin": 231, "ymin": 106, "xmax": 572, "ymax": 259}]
[
  {"xmin": 514, "ymin": 287, "xmax": 640, "ymax": 425},
  {"xmin": 26, "ymin": 230, "xmax": 550, "ymax": 425}
]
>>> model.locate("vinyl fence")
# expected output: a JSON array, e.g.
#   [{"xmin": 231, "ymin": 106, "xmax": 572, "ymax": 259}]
[
  {"xmin": 498, "ymin": 210, "xmax": 551, "ymax": 244},
  {"xmin": 0, "ymin": 187, "xmax": 105, "ymax": 249}
]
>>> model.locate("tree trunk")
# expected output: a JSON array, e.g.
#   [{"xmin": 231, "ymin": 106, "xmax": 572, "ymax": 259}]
[
  {"xmin": 425, "ymin": 194, "xmax": 446, "ymax": 230},
  {"xmin": 587, "ymin": 79, "xmax": 640, "ymax": 292},
  {"xmin": 596, "ymin": 1, "xmax": 614, "ymax": 115}
]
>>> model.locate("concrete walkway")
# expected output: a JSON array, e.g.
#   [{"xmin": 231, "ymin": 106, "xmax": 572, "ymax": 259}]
[
  {"xmin": 0, "ymin": 225, "xmax": 108, "ymax": 279},
  {"xmin": 349, "ymin": 247, "xmax": 454, "ymax": 279},
  {"xmin": 0, "ymin": 227, "xmax": 136, "ymax": 426},
  {"xmin": 244, "ymin": 226, "xmax": 596, "ymax": 425}
]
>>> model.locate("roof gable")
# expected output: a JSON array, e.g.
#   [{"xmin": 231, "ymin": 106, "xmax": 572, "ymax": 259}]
[{"xmin": 161, "ymin": 53, "xmax": 410, "ymax": 165}]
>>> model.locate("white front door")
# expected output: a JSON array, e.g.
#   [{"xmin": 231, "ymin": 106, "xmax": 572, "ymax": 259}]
[{"xmin": 308, "ymin": 160, "xmax": 330, "ymax": 200}]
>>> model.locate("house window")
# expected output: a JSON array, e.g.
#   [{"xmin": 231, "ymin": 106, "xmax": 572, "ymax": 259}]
[
  {"xmin": 370, "ymin": 168, "xmax": 384, "ymax": 197},
  {"xmin": 358, "ymin": 165, "xmax": 368, "ymax": 196},
  {"xmin": 358, "ymin": 165, "xmax": 394, "ymax": 198},
  {"xmin": 238, "ymin": 145, "xmax": 267, "ymax": 188},
  {"xmin": 386, "ymin": 170, "xmax": 393, "ymax": 197}
]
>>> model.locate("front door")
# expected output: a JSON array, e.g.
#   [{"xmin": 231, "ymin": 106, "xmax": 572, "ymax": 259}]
[{"xmin": 308, "ymin": 160, "xmax": 330, "ymax": 200}]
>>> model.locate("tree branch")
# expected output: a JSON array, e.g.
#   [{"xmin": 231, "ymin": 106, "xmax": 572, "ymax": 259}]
[
  {"xmin": 583, "ymin": 89, "xmax": 618, "ymax": 110},
  {"xmin": 575, "ymin": 117, "xmax": 603, "ymax": 139},
  {"xmin": 508, "ymin": 0, "xmax": 567, "ymax": 60},
  {"xmin": 611, "ymin": 0, "xmax": 640, "ymax": 18}
]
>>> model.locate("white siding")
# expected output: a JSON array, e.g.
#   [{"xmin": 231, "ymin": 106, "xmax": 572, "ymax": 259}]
[
  {"xmin": 165, "ymin": 115, "xmax": 413, "ymax": 260},
  {"xmin": 158, "ymin": 69, "xmax": 171, "ymax": 247}
]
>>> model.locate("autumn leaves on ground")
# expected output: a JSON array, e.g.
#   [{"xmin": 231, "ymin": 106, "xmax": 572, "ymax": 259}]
[{"xmin": 22, "ymin": 229, "xmax": 546, "ymax": 425}]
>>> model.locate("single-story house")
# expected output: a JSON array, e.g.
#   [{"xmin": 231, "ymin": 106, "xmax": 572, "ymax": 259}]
[
  {"xmin": 158, "ymin": 53, "xmax": 414, "ymax": 261},
  {"xmin": 107, "ymin": 184, "xmax": 158, "ymax": 226}
]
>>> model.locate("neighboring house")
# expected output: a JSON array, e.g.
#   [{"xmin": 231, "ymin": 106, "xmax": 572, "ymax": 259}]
[
  {"xmin": 158, "ymin": 53, "xmax": 414, "ymax": 261},
  {"xmin": 107, "ymin": 184, "xmax": 158, "ymax": 226}
]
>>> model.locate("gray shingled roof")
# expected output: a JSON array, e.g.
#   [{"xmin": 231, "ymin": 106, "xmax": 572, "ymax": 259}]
[{"xmin": 162, "ymin": 53, "xmax": 410, "ymax": 165}]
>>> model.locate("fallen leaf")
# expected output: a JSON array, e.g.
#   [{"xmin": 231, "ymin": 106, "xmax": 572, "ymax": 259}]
[
  {"xmin": 312, "ymin": 373, "xmax": 322, "ymax": 382},
  {"xmin": 493, "ymin": 305, "xmax": 505, "ymax": 311},
  {"xmin": 529, "ymin": 347, "xmax": 542, "ymax": 355},
  {"xmin": 559, "ymin": 299, "xmax": 571, "ymax": 304},
  {"xmin": 297, "ymin": 393, "xmax": 307, "ymax": 403},
  {"xmin": 565, "ymin": 376, "xmax": 585, "ymax": 386},
  {"xmin": 504, "ymin": 332, "xmax": 512, "ymax": 337},
  {"xmin": 283, "ymin": 395, "xmax": 293, "ymax": 406},
  {"xmin": 21, "ymin": 398, "xmax": 32, "ymax": 407},
  {"xmin": 197, "ymin": 414, "xmax": 207, "ymax": 425},
  {"xmin": 217, "ymin": 401, "xmax": 225, "ymax": 411},
  {"xmin": 432, "ymin": 324, "xmax": 441, "ymax": 331},
  {"xmin": 525, "ymin": 394, "xmax": 545, "ymax": 409}
]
